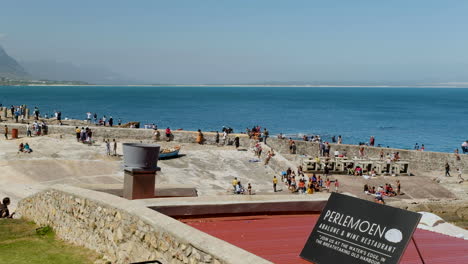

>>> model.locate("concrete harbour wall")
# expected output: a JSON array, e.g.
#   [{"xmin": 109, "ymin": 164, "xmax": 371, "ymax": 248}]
[
  {"xmin": 2, "ymin": 123, "xmax": 252, "ymax": 147},
  {"xmin": 4, "ymin": 122, "xmax": 467, "ymax": 173},
  {"xmin": 266, "ymin": 138, "xmax": 468, "ymax": 173}
]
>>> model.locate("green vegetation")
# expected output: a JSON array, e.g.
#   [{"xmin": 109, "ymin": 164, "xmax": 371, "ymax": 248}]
[{"xmin": 0, "ymin": 219, "xmax": 99, "ymax": 264}]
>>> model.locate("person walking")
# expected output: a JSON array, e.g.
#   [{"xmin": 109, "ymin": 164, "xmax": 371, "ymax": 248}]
[
  {"xmin": 456, "ymin": 168, "xmax": 464, "ymax": 182},
  {"xmin": 4, "ymin": 125, "xmax": 8, "ymax": 140},
  {"xmin": 334, "ymin": 179, "xmax": 340, "ymax": 192},
  {"xmin": 445, "ymin": 162, "xmax": 451, "ymax": 177}
]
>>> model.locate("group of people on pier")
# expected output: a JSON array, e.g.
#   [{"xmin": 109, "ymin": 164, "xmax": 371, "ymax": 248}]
[{"xmin": 278, "ymin": 167, "xmax": 339, "ymax": 194}]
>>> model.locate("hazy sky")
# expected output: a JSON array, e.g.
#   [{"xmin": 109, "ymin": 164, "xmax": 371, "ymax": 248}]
[{"xmin": 1, "ymin": 0, "xmax": 467, "ymax": 84}]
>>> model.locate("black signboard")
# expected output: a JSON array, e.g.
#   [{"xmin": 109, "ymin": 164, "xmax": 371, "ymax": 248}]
[{"xmin": 300, "ymin": 193, "xmax": 421, "ymax": 264}]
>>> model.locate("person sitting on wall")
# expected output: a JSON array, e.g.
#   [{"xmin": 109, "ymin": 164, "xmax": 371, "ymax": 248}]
[
  {"xmin": 0, "ymin": 197, "xmax": 15, "ymax": 218},
  {"xmin": 153, "ymin": 129, "xmax": 160, "ymax": 141},
  {"xmin": 354, "ymin": 166, "xmax": 363, "ymax": 176},
  {"xmin": 235, "ymin": 181, "xmax": 245, "ymax": 194},
  {"xmin": 364, "ymin": 184, "xmax": 369, "ymax": 194},
  {"xmin": 289, "ymin": 177, "xmax": 297, "ymax": 193},
  {"xmin": 385, "ymin": 184, "xmax": 397, "ymax": 197}
]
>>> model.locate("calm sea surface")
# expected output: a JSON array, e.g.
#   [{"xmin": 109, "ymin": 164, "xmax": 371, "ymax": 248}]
[{"xmin": 0, "ymin": 86, "xmax": 466, "ymax": 152}]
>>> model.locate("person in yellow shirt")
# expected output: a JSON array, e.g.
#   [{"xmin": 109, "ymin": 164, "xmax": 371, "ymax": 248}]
[
  {"xmin": 273, "ymin": 176, "xmax": 278, "ymax": 192},
  {"xmin": 232, "ymin": 177, "xmax": 238, "ymax": 192},
  {"xmin": 75, "ymin": 126, "xmax": 81, "ymax": 142}
]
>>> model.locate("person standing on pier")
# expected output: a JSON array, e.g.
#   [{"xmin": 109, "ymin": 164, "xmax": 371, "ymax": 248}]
[
  {"xmin": 461, "ymin": 141, "xmax": 468, "ymax": 154},
  {"xmin": 196, "ymin": 129, "xmax": 204, "ymax": 144},
  {"xmin": 263, "ymin": 128, "xmax": 269, "ymax": 145},
  {"xmin": 273, "ymin": 176, "xmax": 278, "ymax": 192},
  {"xmin": 26, "ymin": 123, "xmax": 32, "ymax": 137},
  {"xmin": 165, "ymin": 127, "xmax": 172, "ymax": 141},
  {"xmin": 33, "ymin": 107, "xmax": 39, "ymax": 120},
  {"xmin": 222, "ymin": 130, "xmax": 228, "ymax": 145},
  {"xmin": 215, "ymin": 131, "xmax": 220, "ymax": 144},
  {"xmin": 109, "ymin": 117, "xmax": 114, "ymax": 127},
  {"xmin": 113, "ymin": 139, "xmax": 117, "ymax": 156},
  {"xmin": 370, "ymin": 136, "xmax": 375, "ymax": 146},
  {"xmin": 105, "ymin": 139, "xmax": 111, "ymax": 156}
]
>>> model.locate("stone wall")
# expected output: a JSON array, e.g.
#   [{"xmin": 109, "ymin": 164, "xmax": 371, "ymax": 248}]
[
  {"xmin": 266, "ymin": 138, "xmax": 468, "ymax": 173},
  {"xmin": 17, "ymin": 185, "xmax": 271, "ymax": 264}
]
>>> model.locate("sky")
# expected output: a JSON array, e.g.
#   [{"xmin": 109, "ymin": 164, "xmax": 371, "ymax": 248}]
[{"xmin": 1, "ymin": 0, "xmax": 468, "ymax": 84}]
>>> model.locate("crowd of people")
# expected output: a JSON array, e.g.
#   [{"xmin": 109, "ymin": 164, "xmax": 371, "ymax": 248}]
[
  {"xmin": 86, "ymin": 112, "xmax": 121, "ymax": 127},
  {"xmin": 75, "ymin": 126, "xmax": 94, "ymax": 145},
  {"xmin": 364, "ymin": 181, "xmax": 401, "ymax": 204},
  {"xmin": 246, "ymin": 126, "xmax": 269, "ymax": 144},
  {"xmin": 231, "ymin": 177, "xmax": 253, "ymax": 195},
  {"xmin": 278, "ymin": 167, "xmax": 340, "ymax": 194}
]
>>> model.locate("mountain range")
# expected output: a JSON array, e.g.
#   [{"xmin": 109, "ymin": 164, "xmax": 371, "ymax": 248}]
[
  {"xmin": 0, "ymin": 45, "xmax": 29, "ymax": 79},
  {"xmin": 0, "ymin": 44, "xmax": 138, "ymax": 84}
]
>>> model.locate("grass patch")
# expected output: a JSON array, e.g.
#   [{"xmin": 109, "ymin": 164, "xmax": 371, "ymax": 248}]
[{"xmin": 0, "ymin": 219, "xmax": 99, "ymax": 264}]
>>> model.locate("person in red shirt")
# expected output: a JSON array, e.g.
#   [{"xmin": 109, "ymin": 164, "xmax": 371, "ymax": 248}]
[{"xmin": 165, "ymin": 127, "xmax": 172, "ymax": 141}]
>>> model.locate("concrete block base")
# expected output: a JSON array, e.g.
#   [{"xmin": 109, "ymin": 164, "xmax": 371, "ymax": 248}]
[{"xmin": 123, "ymin": 171, "xmax": 156, "ymax": 200}]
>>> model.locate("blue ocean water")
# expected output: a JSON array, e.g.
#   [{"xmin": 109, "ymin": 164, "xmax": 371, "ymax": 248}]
[{"xmin": 0, "ymin": 86, "xmax": 466, "ymax": 152}]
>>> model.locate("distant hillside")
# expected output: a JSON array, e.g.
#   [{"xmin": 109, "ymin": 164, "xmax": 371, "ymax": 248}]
[
  {"xmin": 22, "ymin": 60, "xmax": 140, "ymax": 85},
  {"xmin": 0, "ymin": 45, "xmax": 29, "ymax": 79}
]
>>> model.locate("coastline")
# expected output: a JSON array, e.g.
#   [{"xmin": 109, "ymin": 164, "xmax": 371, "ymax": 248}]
[{"xmin": 0, "ymin": 84, "xmax": 468, "ymax": 88}]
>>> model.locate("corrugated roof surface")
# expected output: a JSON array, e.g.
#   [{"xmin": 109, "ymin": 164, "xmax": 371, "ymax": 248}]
[{"xmin": 183, "ymin": 214, "xmax": 468, "ymax": 264}]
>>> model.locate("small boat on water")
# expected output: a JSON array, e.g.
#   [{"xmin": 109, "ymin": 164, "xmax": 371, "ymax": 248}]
[{"xmin": 159, "ymin": 146, "xmax": 181, "ymax": 159}]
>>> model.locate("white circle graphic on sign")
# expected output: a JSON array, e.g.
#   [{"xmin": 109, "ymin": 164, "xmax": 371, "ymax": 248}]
[{"xmin": 385, "ymin": 229, "xmax": 403, "ymax": 243}]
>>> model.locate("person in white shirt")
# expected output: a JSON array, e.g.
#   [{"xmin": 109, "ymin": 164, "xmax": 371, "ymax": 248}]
[
  {"xmin": 222, "ymin": 131, "xmax": 228, "ymax": 145},
  {"xmin": 462, "ymin": 141, "xmax": 468, "ymax": 154}
]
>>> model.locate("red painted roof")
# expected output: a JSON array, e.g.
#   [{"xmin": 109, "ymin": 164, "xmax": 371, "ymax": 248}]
[{"xmin": 182, "ymin": 214, "xmax": 468, "ymax": 264}]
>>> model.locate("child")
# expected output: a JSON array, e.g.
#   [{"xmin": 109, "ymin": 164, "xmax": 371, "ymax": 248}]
[
  {"xmin": 334, "ymin": 179, "xmax": 339, "ymax": 192},
  {"xmin": 325, "ymin": 178, "xmax": 331, "ymax": 192}
]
